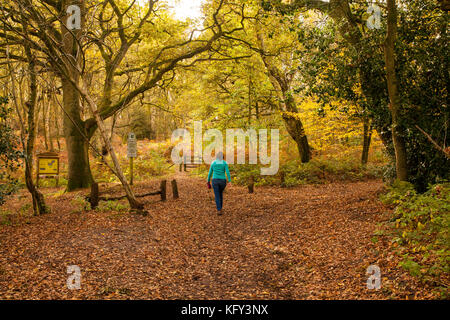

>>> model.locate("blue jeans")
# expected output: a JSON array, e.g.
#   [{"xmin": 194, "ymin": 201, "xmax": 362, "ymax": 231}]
[{"xmin": 212, "ymin": 179, "xmax": 227, "ymax": 211}]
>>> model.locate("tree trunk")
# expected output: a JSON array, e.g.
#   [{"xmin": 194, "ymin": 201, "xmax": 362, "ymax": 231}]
[
  {"xmin": 62, "ymin": 78, "xmax": 94, "ymax": 190},
  {"xmin": 282, "ymin": 112, "xmax": 311, "ymax": 163},
  {"xmin": 384, "ymin": 0, "xmax": 408, "ymax": 181},
  {"xmin": 42, "ymin": 97, "xmax": 49, "ymax": 150},
  {"xmin": 49, "ymin": 103, "xmax": 56, "ymax": 152},
  {"xmin": 24, "ymin": 47, "xmax": 48, "ymax": 216},
  {"xmin": 255, "ymin": 101, "xmax": 260, "ymax": 120},
  {"xmin": 361, "ymin": 119, "xmax": 373, "ymax": 165},
  {"xmin": 53, "ymin": 94, "xmax": 62, "ymax": 152},
  {"xmin": 60, "ymin": 0, "xmax": 93, "ymax": 191},
  {"xmin": 248, "ymin": 76, "xmax": 252, "ymax": 124}
]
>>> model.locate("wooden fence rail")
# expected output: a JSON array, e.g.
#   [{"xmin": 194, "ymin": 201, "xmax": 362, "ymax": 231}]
[{"xmin": 87, "ymin": 179, "xmax": 179, "ymax": 209}]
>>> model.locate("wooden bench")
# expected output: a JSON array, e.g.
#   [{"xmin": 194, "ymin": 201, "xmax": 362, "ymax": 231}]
[{"xmin": 179, "ymin": 156, "xmax": 202, "ymax": 172}]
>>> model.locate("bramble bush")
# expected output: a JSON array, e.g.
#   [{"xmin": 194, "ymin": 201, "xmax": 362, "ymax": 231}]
[
  {"xmin": 70, "ymin": 195, "xmax": 92, "ymax": 213},
  {"xmin": 95, "ymin": 200, "xmax": 130, "ymax": 213},
  {"xmin": 278, "ymin": 158, "xmax": 382, "ymax": 186},
  {"xmin": 381, "ymin": 181, "xmax": 450, "ymax": 298},
  {"xmin": 192, "ymin": 156, "xmax": 383, "ymax": 187}
]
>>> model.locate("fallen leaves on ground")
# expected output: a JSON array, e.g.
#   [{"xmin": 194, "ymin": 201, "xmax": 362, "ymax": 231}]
[{"xmin": 0, "ymin": 174, "xmax": 438, "ymax": 299}]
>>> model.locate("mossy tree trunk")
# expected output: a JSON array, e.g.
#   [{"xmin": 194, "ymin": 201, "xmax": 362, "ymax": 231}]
[
  {"xmin": 24, "ymin": 44, "xmax": 48, "ymax": 215},
  {"xmin": 384, "ymin": 0, "xmax": 408, "ymax": 181},
  {"xmin": 60, "ymin": 0, "xmax": 94, "ymax": 191}
]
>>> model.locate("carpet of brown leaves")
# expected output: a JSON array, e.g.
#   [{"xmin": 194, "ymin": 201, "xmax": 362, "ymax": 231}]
[{"xmin": 0, "ymin": 174, "xmax": 437, "ymax": 299}]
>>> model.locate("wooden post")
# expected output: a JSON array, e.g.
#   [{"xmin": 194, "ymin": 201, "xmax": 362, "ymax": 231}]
[
  {"xmin": 280, "ymin": 171, "xmax": 285, "ymax": 187},
  {"xmin": 171, "ymin": 179, "xmax": 179, "ymax": 199},
  {"xmin": 90, "ymin": 182, "xmax": 99, "ymax": 209},
  {"xmin": 248, "ymin": 175, "xmax": 254, "ymax": 194},
  {"xmin": 130, "ymin": 157, "xmax": 134, "ymax": 186},
  {"xmin": 160, "ymin": 180, "xmax": 167, "ymax": 201},
  {"xmin": 56, "ymin": 155, "xmax": 60, "ymax": 187},
  {"xmin": 36, "ymin": 157, "xmax": 40, "ymax": 188}
]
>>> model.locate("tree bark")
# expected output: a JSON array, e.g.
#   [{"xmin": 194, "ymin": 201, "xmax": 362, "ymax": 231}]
[
  {"xmin": 384, "ymin": 0, "xmax": 408, "ymax": 181},
  {"xmin": 24, "ymin": 46, "xmax": 48, "ymax": 215},
  {"xmin": 49, "ymin": 102, "xmax": 56, "ymax": 152},
  {"xmin": 53, "ymin": 92, "xmax": 62, "ymax": 152},
  {"xmin": 61, "ymin": 80, "xmax": 94, "ymax": 190},
  {"xmin": 42, "ymin": 95, "xmax": 49, "ymax": 150},
  {"xmin": 60, "ymin": 0, "xmax": 94, "ymax": 191},
  {"xmin": 282, "ymin": 111, "xmax": 311, "ymax": 163},
  {"xmin": 361, "ymin": 119, "xmax": 373, "ymax": 165}
]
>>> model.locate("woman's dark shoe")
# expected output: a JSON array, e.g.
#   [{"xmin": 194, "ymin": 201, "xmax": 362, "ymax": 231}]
[{"xmin": 218, "ymin": 210, "xmax": 223, "ymax": 216}]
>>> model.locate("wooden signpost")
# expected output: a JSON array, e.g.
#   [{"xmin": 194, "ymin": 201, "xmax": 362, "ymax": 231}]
[
  {"xmin": 36, "ymin": 152, "xmax": 60, "ymax": 187},
  {"xmin": 127, "ymin": 133, "xmax": 137, "ymax": 185}
]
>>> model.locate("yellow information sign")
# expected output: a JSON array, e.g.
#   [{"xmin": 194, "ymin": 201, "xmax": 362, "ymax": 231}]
[
  {"xmin": 38, "ymin": 157, "xmax": 59, "ymax": 175},
  {"xmin": 36, "ymin": 152, "xmax": 60, "ymax": 187}
]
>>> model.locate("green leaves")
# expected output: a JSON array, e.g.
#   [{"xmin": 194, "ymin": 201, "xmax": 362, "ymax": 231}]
[
  {"xmin": 385, "ymin": 182, "xmax": 450, "ymax": 284},
  {"xmin": 0, "ymin": 96, "xmax": 21, "ymax": 205},
  {"xmin": 399, "ymin": 259, "xmax": 422, "ymax": 277}
]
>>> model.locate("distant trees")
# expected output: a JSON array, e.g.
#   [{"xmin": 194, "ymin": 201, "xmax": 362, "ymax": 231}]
[
  {"xmin": 0, "ymin": 0, "xmax": 248, "ymax": 201},
  {"xmin": 264, "ymin": 0, "xmax": 449, "ymax": 189},
  {"xmin": 214, "ymin": 5, "xmax": 313, "ymax": 162},
  {"xmin": 0, "ymin": 0, "xmax": 447, "ymax": 199},
  {"xmin": 254, "ymin": 22, "xmax": 312, "ymax": 163}
]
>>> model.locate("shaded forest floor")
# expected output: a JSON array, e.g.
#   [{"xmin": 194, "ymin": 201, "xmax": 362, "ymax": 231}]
[{"xmin": 0, "ymin": 174, "xmax": 436, "ymax": 299}]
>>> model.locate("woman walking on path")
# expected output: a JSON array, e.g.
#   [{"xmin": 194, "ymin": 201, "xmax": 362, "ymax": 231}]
[{"xmin": 207, "ymin": 152, "xmax": 231, "ymax": 215}]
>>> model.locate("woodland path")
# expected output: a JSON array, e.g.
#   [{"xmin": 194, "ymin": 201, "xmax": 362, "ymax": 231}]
[{"xmin": 0, "ymin": 174, "xmax": 426, "ymax": 299}]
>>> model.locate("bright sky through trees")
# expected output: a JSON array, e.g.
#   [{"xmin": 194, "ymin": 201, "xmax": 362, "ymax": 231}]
[
  {"xmin": 166, "ymin": 0, "xmax": 204, "ymax": 20},
  {"xmin": 137, "ymin": 0, "xmax": 204, "ymax": 20}
]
